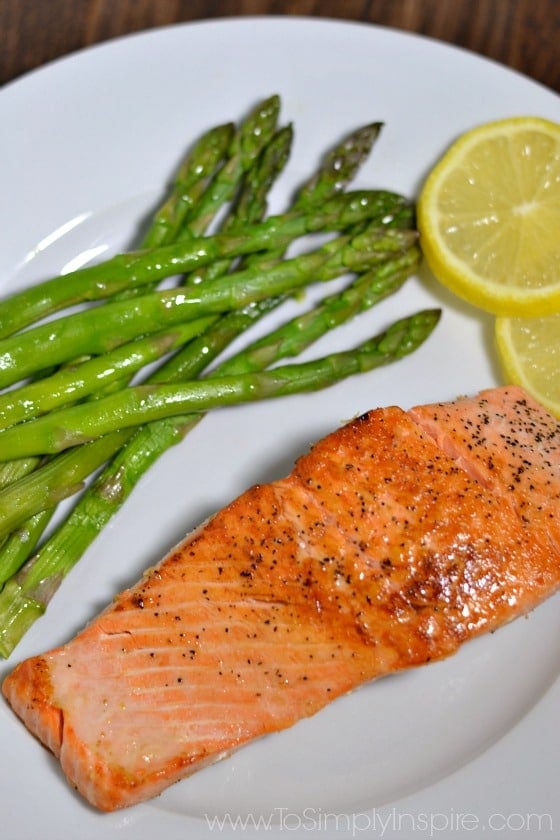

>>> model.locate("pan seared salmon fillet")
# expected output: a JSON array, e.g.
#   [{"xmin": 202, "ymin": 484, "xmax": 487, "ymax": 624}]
[{"xmin": 3, "ymin": 386, "xmax": 560, "ymax": 811}]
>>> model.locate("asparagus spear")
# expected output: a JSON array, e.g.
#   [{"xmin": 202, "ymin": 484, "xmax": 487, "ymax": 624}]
[
  {"xmin": 296, "ymin": 122, "xmax": 383, "ymax": 200},
  {"xmin": 0, "ymin": 458, "xmax": 41, "ymax": 490},
  {"xmin": 0, "ymin": 320, "xmax": 224, "ymax": 429},
  {"xmin": 183, "ymin": 124, "xmax": 294, "ymax": 289},
  {"xmin": 226, "ymin": 124, "xmax": 293, "ymax": 227},
  {"xmin": 219, "ymin": 248, "xmax": 421, "ymax": 373},
  {"xmin": 0, "ymin": 510, "xmax": 54, "ymax": 586},
  {"xmin": 100, "ymin": 121, "xmax": 239, "ymax": 308},
  {"xmin": 244, "ymin": 121, "xmax": 385, "ymax": 270},
  {"xmin": 179, "ymin": 95, "xmax": 281, "ymax": 238},
  {"xmin": 0, "ymin": 372, "xmax": 139, "ymax": 485},
  {"xmin": 0, "ymin": 307, "xmax": 439, "ymax": 657},
  {"xmin": 141, "ymin": 122, "xmax": 235, "ymax": 249},
  {"xmin": 0, "ymin": 225, "xmax": 415, "ymax": 389},
  {"xmin": 0, "ymin": 430, "xmax": 134, "ymax": 546},
  {"xmin": 0, "ymin": 189, "xmax": 411, "ymax": 337},
  {"xmin": 155, "ymin": 126, "xmax": 298, "ymax": 377}
]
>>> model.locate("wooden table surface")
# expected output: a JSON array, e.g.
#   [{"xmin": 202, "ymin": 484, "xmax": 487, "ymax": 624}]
[{"xmin": 1, "ymin": 0, "xmax": 559, "ymax": 93}]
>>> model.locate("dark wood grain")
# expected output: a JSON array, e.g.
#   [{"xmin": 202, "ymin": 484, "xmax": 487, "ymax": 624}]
[{"xmin": 1, "ymin": 0, "xmax": 559, "ymax": 92}]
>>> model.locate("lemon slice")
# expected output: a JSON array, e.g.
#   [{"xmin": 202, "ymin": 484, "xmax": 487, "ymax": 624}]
[
  {"xmin": 495, "ymin": 313, "xmax": 560, "ymax": 417},
  {"xmin": 417, "ymin": 116, "xmax": 560, "ymax": 316}
]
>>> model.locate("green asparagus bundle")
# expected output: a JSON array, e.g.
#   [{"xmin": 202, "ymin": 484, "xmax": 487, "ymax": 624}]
[
  {"xmin": 0, "ymin": 189, "xmax": 410, "ymax": 338},
  {"xmin": 0, "ymin": 225, "xmax": 414, "ymax": 390},
  {"xmin": 0, "ymin": 281, "xmax": 426, "ymax": 460},
  {"xmin": 0, "ymin": 96, "xmax": 437, "ymax": 656}
]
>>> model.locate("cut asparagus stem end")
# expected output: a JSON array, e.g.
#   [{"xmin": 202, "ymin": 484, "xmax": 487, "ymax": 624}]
[{"xmin": 0, "ymin": 579, "xmax": 46, "ymax": 659}]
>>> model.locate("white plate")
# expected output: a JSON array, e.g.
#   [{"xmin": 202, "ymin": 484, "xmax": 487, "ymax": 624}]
[{"xmin": 1, "ymin": 17, "xmax": 559, "ymax": 840}]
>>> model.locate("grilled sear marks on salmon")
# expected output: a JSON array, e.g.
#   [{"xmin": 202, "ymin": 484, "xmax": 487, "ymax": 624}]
[{"xmin": 3, "ymin": 386, "xmax": 560, "ymax": 811}]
